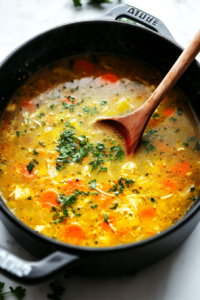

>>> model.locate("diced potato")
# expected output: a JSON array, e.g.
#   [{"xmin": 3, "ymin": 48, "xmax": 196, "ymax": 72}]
[
  {"xmin": 118, "ymin": 100, "xmax": 130, "ymax": 113},
  {"xmin": 40, "ymin": 165, "xmax": 47, "ymax": 176}
]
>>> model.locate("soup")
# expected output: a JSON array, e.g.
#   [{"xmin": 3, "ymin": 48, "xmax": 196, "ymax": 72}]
[{"xmin": 0, "ymin": 54, "xmax": 199, "ymax": 247}]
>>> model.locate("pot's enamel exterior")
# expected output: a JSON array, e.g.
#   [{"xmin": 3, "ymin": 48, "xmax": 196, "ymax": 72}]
[{"xmin": 0, "ymin": 4, "xmax": 200, "ymax": 284}]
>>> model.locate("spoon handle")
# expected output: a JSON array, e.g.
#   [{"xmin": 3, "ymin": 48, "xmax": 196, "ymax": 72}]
[{"xmin": 144, "ymin": 29, "xmax": 200, "ymax": 114}]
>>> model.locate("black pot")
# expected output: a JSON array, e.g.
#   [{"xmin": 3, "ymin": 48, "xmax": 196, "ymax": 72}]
[{"xmin": 0, "ymin": 4, "xmax": 200, "ymax": 284}]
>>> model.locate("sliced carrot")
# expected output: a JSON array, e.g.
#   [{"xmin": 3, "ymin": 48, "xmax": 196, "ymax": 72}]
[
  {"xmin": 96, "ymin": 193, "xmax": 112, "ymax": 208},
  {"xmin": 164, "ymin": 108, "xmax": 175, "ymax": 116},
  {"xmin": 162, "ymin": 179, "xmax": 177, "ymax": 191},
  {"xmin": 101, "ymin": 73, "xmax": 118, "ymax": 83},
  {"xmin": 64, "ymin": 224, "xmax": 84, "ymax": 244},
  {"xmin": 22, "ymin": 100, "xmax": 35, "ymax": 112},
  {"xmin": 155, "ymin": 141, "xmax": 169, "ymax": 152},
  {"xmin": 73, "ymin": 60, "xmax": 94, "ymax": 72},
  {"xmin": 22, "ymin": 165, "xmax": 35, "ymax": 180},
  {"xmin": 64, "ymin": 179, "xmax": 85, "ymax": 195},
  {"xmin": 171, "ymin": 162, "xmax": 190, "ymax": 176},
  {"xmin": 46, "ymin": 115, "xmax": 55, "ymax": 124},
  {"xmin": 40, "ymin": 190, "xmax": 59, "ymax": 208},
  {"xmin": 101, "ymin": 216, "xmax": 116, "ymax": 232},
  {"xmin": 139, "ymin": 208, "xmax": 157, "ymax": 220}
]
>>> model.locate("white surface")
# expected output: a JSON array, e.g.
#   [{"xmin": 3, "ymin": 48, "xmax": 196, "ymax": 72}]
[{"xmin": 0, "ymin": 0, "xmax": 200, "ymax": 299}]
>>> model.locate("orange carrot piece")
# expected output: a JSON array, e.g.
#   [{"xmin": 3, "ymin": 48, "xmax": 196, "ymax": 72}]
[
  {"xmin": 22, "ymin": 100, "xmax": 35, "ymax": 112},
  {"xmin": 101, "ymin": 73, "xmax": 118, "ymax": 83},
  {"xmin": 162, "ymin": 179, "xmax": 177, "ymax": 191},
  {"xmin": 40, "ymin": 190, "xmax": 59, "ymax": 208},
  {"xmin": 96, "ymin": 193, "xmax": 112, "ymax": 208},
  {"xmin": 73, "ymin": 60, "xmax": 94, "ymax": 72},
  {"xmin": 22, "ymin": 165, "xmax": 35, "ymax": 180},
  {"xmin": 64, "ymin": 179, "xmax": 85, "ymax": 195},
  {"xmin": 46, "ymin": 115, "xmax": 55, "ymax": 124},
  {"xmin": 171, "ymin": 162, "xmax": 190, "ymax": 176},
  {"xmin": 101, "ymin": 216, "xmax": 116, "ymax": 232},
  {"xmin": 139, "ymin": 208, "xmax": 157, "ymax": 220},
  {"xmin": 64, "ymin": 224, "xmax": 84, "ymax": 244},
  {"xmin": 164, "ymin": 108, "xmax": 175, "ymax": 116}
]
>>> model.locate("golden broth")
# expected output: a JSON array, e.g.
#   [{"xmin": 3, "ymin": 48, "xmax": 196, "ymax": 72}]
[{"xmin": 0, "ymin": 54, "xmax": 199, "ymax": 247}]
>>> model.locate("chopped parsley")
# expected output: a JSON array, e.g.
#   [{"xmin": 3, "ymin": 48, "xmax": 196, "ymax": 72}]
[
  {"xmin": 89, "ymin": 179, "xmax": 96, "ymax": 189},
  {"xmin": 190, "ymin": 186, "xmax": 195, "ymax": 191},
  {"xmin": 0, "ymin": 282, "xmax": 26, "ymax": 299},
  {"xmin": 39, "ymin": 141, "xmax": 46, "ymax": 147},
  {"xmin": 142, "ymin": 140, "xmax": 156, "ymax": 153},
  {"xmin": 16, "ymin": 131, "xmax": 21, "ymax": 137},
  {"xmin": 104, "ymin": 213, "xmax": 109, "ymax": 223},
  {"xmin": 110, "ymin": 144, "xmax": 125, "ymax": 161},
  {"xmin": 26, "ymin": 161, "xmax": 35, "ymax": 174},
  {"xmin": 36, "ymin": 103, "xmax": 39, "ymax": 108},
  {"xmin": 110, "ymin": 203, "xmax": 118, "ymax": 209},
  {"xmin": 151, "ymin": 197, "xmax": 156, "ymax": 203},
  {"xmin": 177, "ymin": 107, "xmax": 183, "ymax": 115},
  {"xmin": 91, "ymin": 204, "xmax": 98, "ymax": 209},
  {"xmin": 50, "ymin": 104, "xmax": 54, "ymax": 110},
  {"xmin": 100, "ymin": 100, "xmax": 107, "ymax": 106},
  {"xmin": 83, "ymin": 106, "xmax": 98, "ymax": 116},
  {"xmin": 152, "ymin": 113, "xmax": 159, "ymax": 118},
  {"xmin": 38, "ymin": 112, "xmax": 44, "ymax": 119},
  {"xmin": 170, "ymin": 117, "xmax": 177, "ymax": 122}
]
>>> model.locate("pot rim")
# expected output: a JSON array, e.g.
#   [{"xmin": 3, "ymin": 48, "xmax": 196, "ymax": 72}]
[{"xmin": 0, "ymin": 18, "xmax": 200, "ymax": 255}]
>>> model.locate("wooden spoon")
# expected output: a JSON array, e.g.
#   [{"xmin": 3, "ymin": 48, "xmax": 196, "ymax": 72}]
[{"xmin": 98, "ymin": 30, "xmax": 200, "ymax": 155}]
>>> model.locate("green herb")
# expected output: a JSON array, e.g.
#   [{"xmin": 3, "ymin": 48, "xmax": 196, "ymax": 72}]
[
  {"xmin": 27, "ymin": 196, "xmax": 32, "ymax": 200},
  {"xmin": 91, "ymin": 204, "xmax": 98, "ymax": 209},
  {"xmin": 26, "ymin": 161, "xmax": 35, "ymax": 174},
  {"xmin": 149, "ymin": 144, "xmax": 156, "ymax": 151},
  {"xmin": 16, "ymin": 131, "xmax": 21, "ymax": 137},
  {"xmin": 100, "ymin": 100, "xmax": 107, "ymax": 106},
  {"xmin": 36, "ymin": 103, "xmax": 39, "ymax": 109},
  {"xmin": 175, "ymin": 129, "xmax": 179, "ymax": 133},
  {"xmin": 119, "ymin": 135, "xmax": 122, "ymax": 139},
  {"xmin": 65, "ymin": 122, "xmax": 70, "ymax": 127},
  {"xmin": 83, "ymin": 106, "xmax": 98, "ymax": 116},
  {"xmin": 190, "ymin": 186, "xmax": 195, "ymax": 192},
  {"xmin": 152, "ymin": 113, "xmax": 159, "ymax": 118},
  {"xmin": 39, "ymin": 141, "xmax": 46, "ymax": 147},
  {"xmin": 146, "ymin": 129, "xmax": 158, "ymax": 137},
  {"xmin": 93, "ymin": 191, "xmax": 98, "ymax": 195},
  {"xmin": 145, "ymin": 173, "xmax": 149, "ymax": 176},
  {"xmin": 177, "ymin": 107, "xmax": 183, "ymax": 115},
  {"xmin": 142, "ymin": 140, "xmax": 156, "ymax": 152},
  {"xmin": 47, "ymin": 282, "xmax": 65, "ymax": 300},
  {"xmin": 110, "ymin": 203, "xmax": 118, "ymax": 209},
  {"xmin": 50, "ymin": 104, "xmax": 54, "ymax": 110},
  {"xmin": 98, "ymin": 166, "xmax": 108, "ymax": 173},
  {"xmin": 48, "ymin": 97, "xmax": 55, "ymax": 100},
  {"xmin": 89, "ymin": 179, "xmax": 96, "ymax": 189},
  {"xmin": 0, "ymin": 282, "xmax": 26, "ymax": 300},
  {"xmin": 32, "ymin": 159, "xmax": 39, "ymax": 165},
  {"xmin": 75, "ymin": 213, "xmax": 81, "ymax": 217},
  {"xmin": 196, "ymin": 140, "xmax": 200, "ymax": 151},
  {"xmin": 55, "ymin": 129, "xmax": 89, "ymax": 167},
  {"xmin": 38, "ymin": 112, "xmax": 44, "ymax": 119},
  {"xmin": 104, "ymin": 213, "xmax": 109, "ymax": 223},
  {"xmin": 33, "ymin": 146, "xmax": 39, "ymax": 152},
  {"xmin": 183, "ymin": 142, "xmax": 189, "ymax": 147},
  {"xmin": 170, "ymin": 117, "xmax": 177, "ymax": 122},
  {"xmin": 151, "ymin": 197, "xmax": 156, "ymax": 203},
  {"xmin": 110, "ymin": 144, "xmax": 125, "ymax": 161}
]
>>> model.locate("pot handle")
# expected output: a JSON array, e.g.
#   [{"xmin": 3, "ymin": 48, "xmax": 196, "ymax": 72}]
[
  {"xmin": 0, "ymin": 245, "xmax": 82, "ymax": 284},
  {"xmin": 98, "ymin": 4, "xmax": 175, "ymax": 41}
]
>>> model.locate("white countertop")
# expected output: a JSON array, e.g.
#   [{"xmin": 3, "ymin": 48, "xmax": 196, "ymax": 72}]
[{"xmin": 0, "ymin": 0, "xmax": 200, "ymax": 299}]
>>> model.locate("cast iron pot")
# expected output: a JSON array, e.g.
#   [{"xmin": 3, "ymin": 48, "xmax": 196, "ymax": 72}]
[{"xmin": 0, "ymin": 4, "xmax": 200, "ymax": 284}]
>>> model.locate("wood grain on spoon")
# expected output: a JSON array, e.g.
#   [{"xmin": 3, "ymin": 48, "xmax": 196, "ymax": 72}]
[{"xmin": 98, "ymin": 29, "xmax": 200, "ymax": 155}]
